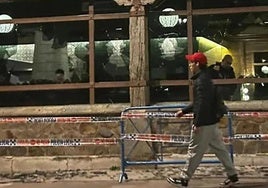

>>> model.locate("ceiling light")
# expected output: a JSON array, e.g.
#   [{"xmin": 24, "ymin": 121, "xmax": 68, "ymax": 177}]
[
  {"xmin": 159, "ymin": 8, "xmax": 179, "ymax": 28},
  {"xmin": 261, "ymin": 66, "xmax": 268, "ymax": 74},
  {"xmin": 0, "ymin": 14, "xmax": 14, "ymax": 33}
]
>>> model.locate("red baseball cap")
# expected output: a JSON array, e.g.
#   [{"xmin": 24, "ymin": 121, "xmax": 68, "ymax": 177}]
[{"xmin": 185, "ymin": 52, "xmax": 207, "ymax": 65}]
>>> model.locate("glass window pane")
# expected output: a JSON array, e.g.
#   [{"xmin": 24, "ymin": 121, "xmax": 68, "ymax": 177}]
[
  {"xmin": 0, "ymin": 21, "xmax": 89, "ymax": 85},
  {"xmin": 95, "ymin": 19, "xmax": 129, "ymax": 41},
  {"xmin": 254, "ymin": 52, "xmax": 268, "ymax": 64},
  {"xmin": 0, "ymin": 0, "xmax": 88, "ymax": 18},
  {"xmin": 69, "ymin": 41, "xmax": 89, "ymax": 83},
  {"xmin": 0, "ymin": 89, "xmax": 89, "ymax": 107},
  {"xmin": 95, "ymin": 88, "xmax": 129, "ymax": 103},
  {"xmin": 94, "ymin": 1, "xmax": 130, "ymax": 14},
  {"xmin": 149, "ymin": 11, "xmax": 188, "ymax": 80},
  {"xmin": 95, "ymin": 39, "xmax": 130, "ymax": 82},
  {"xmin": 151, "ymin": 86, "xmax": 189, "ymax": 103},
  {"xmin": 254, "ymin": 52, "xmax": 268, "ymax": 100},
  {"xmin": 193, "ymin": 14, "xmax": 239, "ymax": 101},
  {"xmin": 148, "ymin": 0, "xmax": 186, "ymax": 11},
  {"xmin": 193, "ymin": 0, "xmax": 268, "ymax": 9},
  {"xmin": 150, "ymin": 37, "xmax": 189, "ymax": 80},
  {"xmin": 254, "ymin": 82, "xmax": 268, "ymax": 100},
  {"xmin": 148, "ymin": 10, "xmax": 189, "ymax": 102},
  {"xmin": 95, "ymin": 19, "xmax": 129, "ymax": 82},
  {"xmin": 0, "ymin": 21, "xmax": 90, "ymax": 106},
  {"xmin": 193, "ymin": 13, "xmax": 268, "ymax": 101}
]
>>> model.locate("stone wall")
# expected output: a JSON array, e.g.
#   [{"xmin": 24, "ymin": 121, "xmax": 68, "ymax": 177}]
[
  {"xmin": 231, "ymin": 115, "xmax": 268, "ymax": 154},
  {"xmin": 0, "ymin": 121, "xmax": 120, "ymax": 156},
  {"xmin": 0, "ymin": 101, "xmax": 267, "ymax": 157},
  {"xmin": 0, "ymin": 114, "xmax": 267, "ymax": 157}
]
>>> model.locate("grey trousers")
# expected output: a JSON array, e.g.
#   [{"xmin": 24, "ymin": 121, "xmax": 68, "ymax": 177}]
[{"xmin": 180, "ymin": 123, "xmax": 237, "ymax": 180}]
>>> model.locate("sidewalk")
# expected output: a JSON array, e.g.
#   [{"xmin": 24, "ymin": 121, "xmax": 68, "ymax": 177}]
[
  {"xmin": 0, "ymin": 154, "xmax": 267, "ymax": 184},
  {"xmin": 0, "ymin": 163, "xmax": 267, "ymax": 183},
  {"xmin": 0, "ymin": 178, "xmax": 268, "ymax": 188}
]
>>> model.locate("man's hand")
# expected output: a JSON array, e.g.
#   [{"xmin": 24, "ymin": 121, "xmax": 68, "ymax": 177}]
[
  {"xmin": 192, "ymin": 124, "xmax": 200, "ymax": 133},
  {"xmin": 175, "ymin": 110, "xmax": 184, "ymax": 117},
  {"xmin": 213, "ymin": 65, "xmax": 220, "ymax": 71}
]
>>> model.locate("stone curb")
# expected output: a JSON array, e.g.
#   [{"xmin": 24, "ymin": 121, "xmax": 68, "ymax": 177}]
[{"xmin": 0, "ymin": 154, "xmax": 267, "ymax": 174}]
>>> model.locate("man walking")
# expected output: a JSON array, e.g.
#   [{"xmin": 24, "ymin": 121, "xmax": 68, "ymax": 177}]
[{"xmin": 167, "ymin": 52, "xmax": 238, "ymax": 188}]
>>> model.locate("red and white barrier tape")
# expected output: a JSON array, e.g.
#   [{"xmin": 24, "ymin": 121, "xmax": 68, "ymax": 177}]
[
  {"xmin": 121, "ymin": 112, "xmax": 193, "ymax": 119},
  {"xmin": 122, "ymin": 111, "xmax": 268, "ymax": 119},
  {"xmin": 0, "ymin": 112, "xmax": 192, "ymax": 124},
  {"xmin": 0, "ymin": 133, "xmax": 267, "ymax": 146},
  {"xmin": 232, "ymin": 134, "xmax": 268, "ymax": 140},
  {"xmin": 0, "ymin": 112, "xmax": 267, "ymax": 124},
  {"xmin": 232, "ymin": 112, "xmax": 268, "ymax": 117},
  {"xmin": 122, "ymin": 111, "xmax": 268, "ymax": 118},
  {"xmin": 121, "ymin": 133, "xmax": 268, "ymax": 144},
  {"xmin": 0, "ymin": 117, "xmax": 122, "ymax": 124},
  {"xmin": 122, "ymin": 133, "xmax": 190, "ymax": 143},
  {"xmin": 0, "ymin": 138, "xmax": 118, "ymax": 146}
]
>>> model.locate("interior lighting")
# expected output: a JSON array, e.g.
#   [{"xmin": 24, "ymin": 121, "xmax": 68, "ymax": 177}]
[
  {"xmin": 0, "ymin": 14, "xmax": 14, "ymax": 33},
  {"xmin": 242, "ymin": 87, "xmax": 249, "ymax": 94},
  {"xmin": 241, "ymin": 84, "xmax": 251, "ymax": 101},
  {"xmin": 159, "ymin": 8, "xmax": 179, "ymax": 27},
  {"xmin": 261, "ymin": 66, "xmax": 268, "ymax": 74},
  {"xmin": 242, "ymin": 94, "xmax": 250, "ymax": 101}
]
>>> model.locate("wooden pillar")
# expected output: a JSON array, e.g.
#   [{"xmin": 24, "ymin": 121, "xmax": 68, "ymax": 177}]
[
  {"xmin": 186, "ymin": 0, "xmax": 194, "ymax": 101},
  {"xmin": 114, "ymin": 0, "xmax": 155, "ymax": 106},
  {"xmin": 88, "ymin": 5, "xmax": 95, "ymax": 104},
  {"xmin": 129, "ymin": 3, "xmax": 149, "ymax": 106},
  {"xmin": 114, "ymin": 0, "xmax": 156, "ymax": 161}
]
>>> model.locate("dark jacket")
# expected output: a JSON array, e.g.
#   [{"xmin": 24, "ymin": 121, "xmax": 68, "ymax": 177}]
[{"xmin": 182, "ymin": 68, "xmax": 218, "ymax": 127}]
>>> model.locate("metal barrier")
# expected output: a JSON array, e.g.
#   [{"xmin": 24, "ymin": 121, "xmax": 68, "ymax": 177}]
[{"xmin": 118, "ymin": 104, "xmax": 235, "ymax": 183}]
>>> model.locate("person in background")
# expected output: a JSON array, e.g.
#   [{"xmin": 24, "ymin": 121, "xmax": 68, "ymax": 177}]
[
  {"xmin": 69, "ymin": 68, "xmax": 81, "ymax": 83},
  {"xmin": 167, "ymin": 52, "xmax": 238, "ymax": 188},
  {"xmin": 55, "ymin": 68, "xmax": 70, "ymax": 84},
  {"xmin": 9, "ymin": 71, "xmax": 22, "ymax": 85},
  {"xmin": 0, "ymin": 58, "xmax": 22, "ymax": 85},
  {"xmin": 208, "ymin": 54, "xmax": 236, "ymax": 100},
  {"xmin": 0, "ymin": 59, "xmax": 10, "ymax": 85}
]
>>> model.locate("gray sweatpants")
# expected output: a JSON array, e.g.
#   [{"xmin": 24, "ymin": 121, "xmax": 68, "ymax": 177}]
[{"xmin": 180, "ymin": 123, "xmax": 237, "ymax": 180}]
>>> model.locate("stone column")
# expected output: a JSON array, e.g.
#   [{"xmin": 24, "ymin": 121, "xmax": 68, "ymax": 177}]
[
  {"xmin": 32, "ymin": 31, "xmax": 69, "ymax": 81},
  {"xmin": 115, "ymin": 0, "xmax": 155, "ymax": 106}
]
